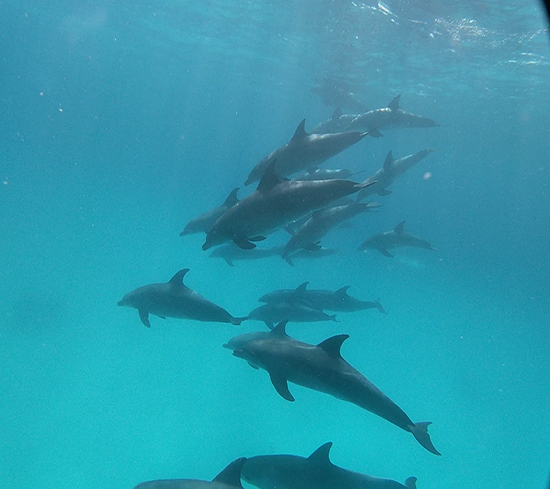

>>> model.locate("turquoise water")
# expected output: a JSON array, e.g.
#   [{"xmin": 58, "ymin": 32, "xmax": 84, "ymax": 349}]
[{"xmin": 1, "ymin": 1, "xmax": 549, "ymax": 488}]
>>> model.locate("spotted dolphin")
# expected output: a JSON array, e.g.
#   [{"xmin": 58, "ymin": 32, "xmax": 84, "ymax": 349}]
[
  {"xmin": 118, "ymin": 269, "xmax": 247, "ymax": 327},
  {"xmin": 359, "ymin": 221, "xmax": 437, "ymax": 257},
  {"xmin": 232, "ymin": 322, "xmax": 440, "ymax": 455},
  {"xmin": 203, "ymin": 160, "xmax": 377, "ymax": 251},
  {"xmin": 244, "ymin": 121, "xmax": 381, "ymax": 185},
  {"xmin": 133, "ymin": 457, "xmax": 247, "ymax": 489},
  {"xmin": 242, "ymin": 442, "xmax": 417, "ymax": 489}
]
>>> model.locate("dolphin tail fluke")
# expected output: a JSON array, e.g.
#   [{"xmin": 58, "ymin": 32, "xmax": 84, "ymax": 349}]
[
  {"xmin": 411, "ymin": 422, "xmax": 440, "ymax": 455},
  {"xmin": 405, "ymin": 477, "xmax": 418, "ymax": 489},
  {"xmin": 330, "ymin": 314, "xmax": 339, "ymax": 322},
  {"xmin": 231, "ymin": 316, "xmax": 248, "ymax": 326},
  {"xmin": 374, "ymin": 299, "xmax": 387, "ymax": 315}
]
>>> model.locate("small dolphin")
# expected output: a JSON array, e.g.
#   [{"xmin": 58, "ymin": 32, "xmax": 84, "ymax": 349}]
[
  {"xmin": 242, "ymin": 442, "xmax": 417, "ymax": 489},
  {"xmin": 293, "ymin": 166, "xmax": 367, "ymax": 181},
  {"xmin": 244, "ymin": 121, "xmax": 381, "ymax": 185},
  {"xmin": 282, "ymin": 202, "xmax": 379, "ymax": 259},
  {"xmin": 133, "ymin": 457, "xmax": 247, "ymax": 489},
  {"xmin": 310, "ymin": 107, "xmax": 359, "ymax": 134},
  {"xmin": 347, "ymin": 95, "xmax": 439, "ymax": 132},
  {"xmin": 232, "ymin": 322, "xmax": 440, "ymax": 455},
  {"xmin": 209, "ymin": 244, "xmax": 280, "ymax": 267},
  {"xmin": 260, "ymin": 282, "xmax": 386, "ymax": 315},
  {"xmin": 247, "ymin": 302, "xmax": 338, "ymax": 330},
  {"xmin": 118, "ymin": 269, "xmax": 247, "ymax": 327},
  {"xmin": 359, "ymin": 221, "xmax": 437, "ymax": 257},
  {"xmin": 357, "ymin": 149, "xmax": 435, "ymax": 201},
  {"xmin": 180, "ymin": 188, "xmax": 239, "ymax": 236},
  {"xmin": 203, "ymin": 160, "xmax": 377, "ymax": 250}
]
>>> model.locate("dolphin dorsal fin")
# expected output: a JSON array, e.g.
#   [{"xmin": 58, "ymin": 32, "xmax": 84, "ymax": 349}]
[
  {"xmin": 257, "ymin": 159, "xmax": 283, "ymax": 193},
  {"xmin": 295, "ymin": 282, "xmax": 309, "ymax": 294},
  {"xmin": 387, "ymin": 95, "xmax": 401, "ymax": 111},
  {"xmin": 223, "ymin": 188, "xmax": 240, "ymax": 206},
  {"xmin": 212, "ymin": 457, "xmax": 247, "ymax": 488},
  {"xmin": 335, "ymin": 286, "xmax": 350, "ymax": 298},
  {"xmin": 317, "ymin": 334, "xmax": 349, "ymax": 359},
  {"xmin": 290, "ymin": 119, "xmax": 308, "ymax": 143},
  {"xmin": 383, "ymin": 150, "xmax": 395, "ymax": 171},
  {"xmin": 331, "ymin": 107, "xmax": 342, "ymax": 120},
  {"xmin": 271, "ymin": 320, "xmax": 289, "ymax": 337},
  {"xmin": 394, "ymin": 220, "xmax": 406, "ymax": 235},
  {"xmin": 308, "ymin": 442, "xmax": 333, "ymax": 466},
  {"xmin": 168, "ymin": 268, "xmax": 190, "ymax": 286}
]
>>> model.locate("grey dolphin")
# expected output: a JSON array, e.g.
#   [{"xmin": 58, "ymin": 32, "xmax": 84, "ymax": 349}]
[
  {"xmin": 260, "ymin": 282, "xmax": 386, "ymax": 315},
  {"xmin": 293, "ymin": 166, "xmax": 367, "ymax": 181},
  {"xmin": 347, "ymin": 95, "xmax": 439, "ymax": 132},
  {"xmin": 180, "ymin": 188, "xmax": 239, "ymax": 236},
  {"xmin": 247, "ymin": 302, "xmax": 338, "ymax": 330},
  {"xmin": 242, "ymin": 442, "xmax": 417, "ymax": 489},
  {"xmin": 310, "ymin": 107, "xmax": 359, "ymax": 134},
  {"xmin": 232, "ymin": 322, "xmax": 440, "ymax": 455},
  {"xmin": 203, "ymin": 160, "xmax": 377, "ymax": 250},
  {"xmin": 359, "ymin": 221, "xmax": 437, "ymax": 257},
  {"xmin": 133, "ymin": 457, "xmax": 247, "ymax": 489},
  {"xmin": 357, "ymin": 149, "xmax": 435, "ymax": 201},
  {"xmin": 282, "ymin": 202, "xmax": 380, "ymax": 259},
  {"xmin": 244, "ymin": 121, "xmax": 381, "ymax": 185},
  {"xmin": 209, "ymin": 244, "xmax": 280, "ymax": 267},
  {"xmin": 118, "ymin": 269, "xmax": 247, "ymax": 327},
  {"xmin": 270, "ymin": 245, "xmax": 340, "ymax": 267}
]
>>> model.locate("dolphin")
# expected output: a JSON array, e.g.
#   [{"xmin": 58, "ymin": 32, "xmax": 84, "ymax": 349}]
[
  {"xmin": 270, "ymin": 245, "xmax": 341, "ymax": 266},
  {"xmin": 293, "ymin": 166, "xmax": 367, "ymax": 181},
  {"xmin": 209, "ymin": 244, "xmax": 281, "ymax": 267},
  {"xmin": 310, "ymin": 107, "xmax": 359, "ymax": 134},
  {"xmin": 242, "ymin": 442, "xmax": 417, "ymax": 489},
  {"xmin": 133, "ymin": 457, "xmax": 247, "ymax": 489},
  {"xmin": 347, "ymin": 95, "xmax": 439, "ymax": 132},
  {"xmin": 203, "ymin": 160, "xmax": 377, "ymax": 250},
  {"xmin": 359, "ymin": 221, "xmax": 437, "ymax": 257},
  {"xmin": 232, "ymin": 322, "xmax": 440, "ymax": 455},
  {"xmin": 180, "ymin": 188, "xmax": 239, "ymax": 236},
  {"xmin": 282, "ymin": 202, "xmax": 380, "ymax": 259},
  {"xmin": 244, "ymin": 121, "xmax": 381, "ymax": 185},
  {"xmin": 247, "ymin": 302, "xmax": 338, "ymax": 330},
  {"xmin": 259, "ymin": 282, "xmax": 386, "ymax": 315},
  {"xmin": 118, "ymin": 269, "xmax": 247, "ymax": 327},
  {"xmin": 356, "ymin": 149, "xmax": 435, "ymax": 201}
]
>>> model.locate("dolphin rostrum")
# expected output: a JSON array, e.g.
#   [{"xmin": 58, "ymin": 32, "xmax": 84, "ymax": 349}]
[
  {"xmin": 359, "ymin": 221, "xmax": 437, "ymax": 257},
  {"xmin": 180, "ymin": 188, "xmax": 239, "ymax": 236},
  {"xmin": 242, "ymin": 442, "xmax": 417, "ymax": 489},
  {"xmin": 244, "ymin": 121, "xmax": 381, "ymax": 185},
  {"xmin": 231, "ymin": 321, "xmax": 440, "ymax": 455},
  {"xmin": 118, "ymin": 269, "xmax": 247, "ymax": 327},
  {"xmin": 133, "ymin": 457, "xmax": 247, "ymax": 489},
  {"xmin": 203, "ymin": 160, "xmax": 377, "ymax": 251},
  {"xmin": 347, "ymin": 95, "xmax": 439, "ymax": 132},
  {"xmin": 356, "ymin": 149, "xmax": 435, "ymax": 201}
]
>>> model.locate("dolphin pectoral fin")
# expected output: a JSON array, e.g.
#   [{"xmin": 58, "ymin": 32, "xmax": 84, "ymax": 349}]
[
  {"xmin": 411, "ymin": 422, "xmax": 441, "ymax": 456},
  {"xmin": 248, "ymin": 362, "xmax": 260, "ymax": 370},
  {"xmin": 269, "ymin": 372, "xmax": 295, "ymax": 402},
  {"xmin": 139, "ymin": 310, "xmax": 151, "ymax": 328},
  {"xmin": 233, "ymin": 235, "xmax": 256, "ymax": 250},
  {"xmin": 224, "ymin": 258, "xmax": 235, "ymax": 267},
  {"xmin": 365, "ymin": 127, "xmax": 383, "ymax": 138},
  {"xmin": 378, "ymin": 189, "xmax": 392, "ymax": 196},
  {"xmin": 285, "ymin": 256, "xmax": 295, "ymax": 266},
  {"xmin": 378, "ymin": 247, "xmax": 394, "ymax": 257},
  {"xmin": 405, "ymin": 477, "xmax": 418, "ymax": 489},
  {"xmin": 249, "ymin": 235, "xmax": 266, "ymax": 242},
  {"xmin": 158, "ymin": 316, "xmax": 166, "ymax": 319},
  {"xmin": 304, "ymin": 241, "xmax": 322, "ymax": 252}
]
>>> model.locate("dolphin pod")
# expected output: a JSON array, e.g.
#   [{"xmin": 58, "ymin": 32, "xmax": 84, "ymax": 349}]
[{"xmin": 231, "ymin": 321, "xmax": 440, "ymax": 455}]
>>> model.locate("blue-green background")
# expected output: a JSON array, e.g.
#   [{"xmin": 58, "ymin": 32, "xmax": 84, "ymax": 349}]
[{"xmin": 1, "ymin": 1, "xmax": 549, "ymax": 488}]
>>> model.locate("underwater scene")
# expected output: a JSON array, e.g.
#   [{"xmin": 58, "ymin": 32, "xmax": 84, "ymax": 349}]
[{"xmin": 1, "ymin": 1, "xmax": 549, "ymax": 488}]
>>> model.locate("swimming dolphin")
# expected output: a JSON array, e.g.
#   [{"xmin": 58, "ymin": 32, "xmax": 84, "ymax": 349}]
[
  {"xmin": 242, "ymin": 442, "xmax": 417, "ymax": 489},
  {"xmin": 247, "ymin": 302, "xmax": 338, "ymax": 330},
  {"xmin": 347, "ymin": 95, "xmax": 439, "ymax": 132},
  {"xmin": 356, "ymin": 149, "xmax": 435, "ymax": 201},
  {"xmin": 118, "ymin": 269, "xmax": 247, "ymax": 327},
  {"xmin": 180, "ymin": 188, "xmax": 239, "ymax": 236},
  {"xmin": 232, "ymin": 322, "xmax": 440, "ymax": 455},
  {"xmin": 244, "ymin": 121, "xmax": 381, "ymax": 185},
  {"xmin": 209, "ymin": 244, "xmax": 281, "ymax": 267},
  {"xmin": 271, "ymin": 245, "xmax": 341, "ymax": 266},
  {"xmin": 310, "ymin": 107, "xmax": 359, "ymax": 134},
  {"xmin": 282, "ymin": 202, "xmax": 380, "ymax": 259},
  {"xmin": 293, "ymin": 166, "xmax": 367, "ymax": 181},
  {"xmin": 203, "ymin": 160, "xmax": 377, "ymax": 250},
  {"xmin": 359, "ymin": 221, "xmax": 437, "ymax": 257},
  {"xmin": 133, "ymin": 457, "xmax": 247, "ymax": 489},
  {"xmin": 260, "ymin": 282, "xmax": 386, "ymax": 314}
]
